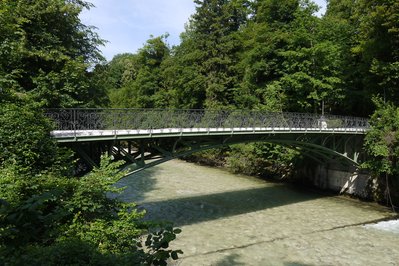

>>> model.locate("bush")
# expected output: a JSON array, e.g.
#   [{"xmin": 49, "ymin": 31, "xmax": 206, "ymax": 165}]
[
  {"xmin": 0, "ymin": 157, "xmax": 183, "ymax": 265},
  {"xmin": 0, "ymin": 93, "xmax": 182, "ymax": 265},
  {"xmin": 363, "ymin": 100, "xmax": 399, "ymax": 207},
  {"xmin": 0, "ymin": 96, "xmax": 71, "ymax": 174},
  {"xmin": 226, "ymin": 143, "xmax": 298, "ymax": 179}
]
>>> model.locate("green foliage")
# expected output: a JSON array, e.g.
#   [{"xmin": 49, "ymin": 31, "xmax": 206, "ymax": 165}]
[
  {"xmin": 187, "ymin": 148, "xmax": 228, "ymax": 168},
  {"xmin": 363, "ymin": 100, "xmax": 399, "ymax": 175},
  {"xmin": 14, "ymin": 239, "xmax": 116, "ymax": 266},
  {"xmin": 322, "ymin": 1, "xmax": 366, "ymax": 115},
  {"xmin": 0, "ymin": 96, "xmax": 69, "ymax": 173},
  {"xmin": 363, "ymin": 99, "xmax": 399, "ymax": 204},
  {"xmin": 158, "ymin": 34, "xmax": 207, "ymax": 109},
  {"xmin": 226, "ymin": 143, "xmax": 299, "ymax": 179},
  {"xmin": 105, "ymin": 0, "xmax": 250, "ymax": 110},
  {"xmin": 329, "ymin": 0, "xmax": 399, "ymax": 114},
  {"xmin": 235, "ymin": 18, "xmax": 288, "ymax": 110},
  {"xmin": 254, "ymin": 0, "xmax": 299, "ymax": 24},
  {"xmin": 0, "ymin": 169, "xmax": 75, "ymax": 248},
  {"xmin": 0, "ymin": 96, "xmax": 182, "ymax": 265},
  {"xmin": 106, "ymin": 36, "xmax": 171, "ymax": 108},
  {"xmin": 0, "ymin": 0, "xmax": 107, "ymax": 107},
  {"xmin": 97, "ymin": 0, "xmax": 354, "ymax": 114},
  {"xmin": 235, "ymin": 0, "xmax": 343, "ymax": 113},
  {"xmin": 190, "ymin": 0, "xmax": 249, "ymax": 109},
  {"xmin": 0, "ymin": 156, "xmax": 183, "ymax": 265},
  {"xmin": 225, "ymin": 145, "xmax": 270, "ymax": 176}
]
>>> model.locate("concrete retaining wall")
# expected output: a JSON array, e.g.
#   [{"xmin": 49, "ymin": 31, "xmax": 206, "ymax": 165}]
[{"xmin": 299, "ymin": 163, "xmax": 371, "ymax": 198}]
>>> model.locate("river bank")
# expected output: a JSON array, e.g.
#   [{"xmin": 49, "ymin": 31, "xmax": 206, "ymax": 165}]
[{"xmin": 116, "ymin": 159, "xmax": 399, "ymax": 265}]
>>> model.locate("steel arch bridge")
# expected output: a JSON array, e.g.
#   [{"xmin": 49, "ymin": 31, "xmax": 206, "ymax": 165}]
[{"xmin": 45, "ymin": 108, "xmax": 369, "ymax": 174}]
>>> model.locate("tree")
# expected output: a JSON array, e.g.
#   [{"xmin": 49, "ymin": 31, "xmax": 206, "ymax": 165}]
[
  {"xmin": 159, "ymin": 30, "xmax": 207, "ymax": 109},
  {"xmin": 323, "ymin": 0, "xmax": 366, "ymax": 115},
  {"xmin": 235, "ymin": 0, "xmax": 353, "ymax": 114},
  {"xmin": 363, "ymin": 99, "xmax": 399, "ymax": 207},
  {"xmin": 352, "ymin": 0, "xmax": 399, "ymax": 106},
  {"xmin": 180, "ymin": 0, "xmax": 250, "ymax": 109},
  {"xmin": 107, "ymin": 36, "xmax": 170, "ymax": 108},
  {"xmin": 0, "ymin": 94, "xmax": 66, "ymax": 173},
  {"xmin": 235, "ymin": 2, "xmax": 290, "ymax": 111},
  {"xmin": 0, "ymin": 0, "xmax": 106, "ymax": 107},
  {"xmin": 279, "ymin": 1, "xmax": 345, "ymax": 113}
]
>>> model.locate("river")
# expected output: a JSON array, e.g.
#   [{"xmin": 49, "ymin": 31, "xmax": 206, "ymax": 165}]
[{"xmin": 116, "ymin": 160, "xmax": 399, "ymax": 265}]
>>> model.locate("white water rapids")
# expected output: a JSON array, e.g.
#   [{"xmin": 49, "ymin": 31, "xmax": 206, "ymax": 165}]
[
  {"xmin": 116, "ymin": 160, "xmax": 399, "ymax": 265},
  {"xmin": 365, "ymin": 219, "xmax": 399, "ymax": 235}
]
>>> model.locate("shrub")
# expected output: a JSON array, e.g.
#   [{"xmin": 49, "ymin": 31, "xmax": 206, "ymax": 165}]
[
  {"xmin": 0, "ymin": 157, "xmax": 182, "ymax": 265},
  {"xmin": 0, "ymin": 93, "xmax": 182, "ymax": 265}
]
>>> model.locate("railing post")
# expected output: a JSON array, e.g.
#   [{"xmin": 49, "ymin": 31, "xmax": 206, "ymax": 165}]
[{"xmin": 73, "ymin": 108, "xmax": 77, "ymax": 139}]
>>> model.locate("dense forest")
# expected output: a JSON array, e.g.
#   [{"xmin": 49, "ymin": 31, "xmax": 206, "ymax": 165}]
[
  {"xmin": 0, "ymin": 0, "xmax": 398, "ymax": 264},
  {"xmin": 103, "ymin": 0, "xmax": 398, "ymax": 116}
]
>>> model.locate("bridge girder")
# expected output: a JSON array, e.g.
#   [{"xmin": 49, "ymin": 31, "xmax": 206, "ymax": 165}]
[{"xmin": 67, "ymin": 132, "xmax": 365, "ymax": 176}]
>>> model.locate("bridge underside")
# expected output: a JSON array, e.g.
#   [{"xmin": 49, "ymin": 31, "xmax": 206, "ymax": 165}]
[{"xmin": 61, "ymin": 131, "xmax": 365, "ymax": 175}]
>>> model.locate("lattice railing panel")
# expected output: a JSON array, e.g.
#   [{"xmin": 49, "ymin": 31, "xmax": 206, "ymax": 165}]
[{"xmin": 44, "ymin": 108, "xmax": 370, "ymax": 131}]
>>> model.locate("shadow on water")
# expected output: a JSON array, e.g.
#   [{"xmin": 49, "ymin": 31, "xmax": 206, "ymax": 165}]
[
  {"xmin": 284, "ymin": 263, "xmax": 313, "ymax": 266},
  {"xmin": 214, "ymin": 255, "xmax": 311, "ymax": 266},
  {"xmin": 215, "ymin": 253, "xmax": 245, "ymax": 266},
  {"xmin": 139, "ymin": 184, "xmax": 324, "ymax": 227},
  {"xmin": 114, "ymin": 167, "xmax": 159, "ymax": 202}
]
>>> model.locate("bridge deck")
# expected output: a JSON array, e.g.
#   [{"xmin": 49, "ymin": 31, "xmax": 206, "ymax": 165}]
[{"xmin": 52, "ymin": 127, "xmax": 366, "ymax": 143}]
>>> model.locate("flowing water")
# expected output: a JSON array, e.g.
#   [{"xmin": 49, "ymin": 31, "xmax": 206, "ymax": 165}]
[{"xmin": 116, "ymin": 160, "xmax": 399, "ymax": 266}]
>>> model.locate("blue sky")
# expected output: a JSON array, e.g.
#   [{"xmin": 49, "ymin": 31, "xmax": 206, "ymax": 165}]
[{"xmin": 80, "ymin": 0, "xmax": 327, "ymax": 61}]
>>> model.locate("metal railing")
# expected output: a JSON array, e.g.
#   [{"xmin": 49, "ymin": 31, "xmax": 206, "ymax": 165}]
[{"xmin": 44, "ymin": 108, "xmax": 370, "ymax": 132}]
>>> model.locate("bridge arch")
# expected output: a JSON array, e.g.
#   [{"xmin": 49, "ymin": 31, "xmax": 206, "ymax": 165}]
[{"xmin": 113, "ymin": 132, "xmax": 364, "ymax": 175}]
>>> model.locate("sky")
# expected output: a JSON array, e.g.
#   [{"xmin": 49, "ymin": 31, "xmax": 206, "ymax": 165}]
[{"xmin": 80, "ymin": 0, "xmax": 327, "ymax": 61}]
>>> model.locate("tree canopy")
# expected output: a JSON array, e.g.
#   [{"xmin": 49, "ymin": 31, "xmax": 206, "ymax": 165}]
[{"xmin": 0, "ymin": 0, "xmax": 107, "ymax": 107}]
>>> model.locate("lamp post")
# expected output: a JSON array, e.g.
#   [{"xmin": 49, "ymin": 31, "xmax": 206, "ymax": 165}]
[{"xmin": 319, "ymin": 99, "xmax": 327, "ymax": 129}]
